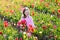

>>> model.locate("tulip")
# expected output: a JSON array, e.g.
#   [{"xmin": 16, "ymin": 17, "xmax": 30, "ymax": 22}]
[
  {"xmin": 58, "ymin": 2, "xmax": 60, "ymax": 6},
  {"xmin": 17, "ymin": 21, "xmax": 21, "ymax": 26},
  {"xmin": 0, "ymin": 31, "xmax": 2, "ymax": 35},
  {"xmin": 21, "ymin": 19, "xmax": 26, "ymax": 25},
  {"xmin": 28, "ymin": 0, "xmax": 30, "ymax": 2},
  {"xmin": 39, "ymin": 31, "xmax": 42, "ymax": 34},
  {"xmin": 10, "ymin": 10, "xmax": 14, "ymax": 14},
  {"xmin": 15, "ymin": 37, "xmax": 18, "ymax": 40},
  {"xmin": 45, "ymin": 3, "xmax": 49, "ymax": 8},
  {"xmin": 53, "ymin": 25, "xmax": 57, "ymax": 29},
  {"xmin": 23, "ymin": 35, "xmax": 26, "ymax": 39},
  {"xmin": 29, "ymin": 24, "xmax": 32, "ymax": 28},
  {"xmin": 28, "ymin": 24, "xmax": 34, "ymax": 33},
  {"xmin": 40, "ymin": 0, "xmax": 44, "ymax": 2},
  {"xmin": 32, "ymin": 11, "xmax": 34, "ymax": 16},
  {"xmin": 31, "ymin": 4, "xmax": 34, "ymax": 8},
  {"xmin": 4, "ymin": 21, "xmax": 8, "ymax": 27},
  {"xmin": 42, "ymin": 25, "xmax": 47, "ymax": 30},
  {"xmin": 23, "ymin": 32, "xmax": 26, "ymax": 34},
  {"xmin": 20, "ymin": 38, "xmax": 22, "ymax": 40},
  {"xmin": 27, "ymin": 32, "xmax": 31, "ymax": 38},
  {"xmin": 58, "ymin": 9, "xmax": 60, "ymax": 14}
]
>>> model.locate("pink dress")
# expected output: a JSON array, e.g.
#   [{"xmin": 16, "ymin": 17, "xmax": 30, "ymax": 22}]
[{"xmin": 20, "ymin": 16, "xmax": 35, "ymax": 28}]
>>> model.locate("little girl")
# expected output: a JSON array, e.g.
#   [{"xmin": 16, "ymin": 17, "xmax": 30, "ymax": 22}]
[
  {"xmin": 17, "ymin": 7, "xmax": 36, "ymax": 38},
  {"xmin": 19, "ymin": 7, "xmax": 35, "ymax": 28}
]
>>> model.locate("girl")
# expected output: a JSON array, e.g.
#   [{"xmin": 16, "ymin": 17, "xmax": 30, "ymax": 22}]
[
  {"xmin": 17, "ymin": 7, "xmax": 36, "ymax": 39},
  {"xmin": 20, "ymin": 7, "xmax": 35, "ymax": 28}
]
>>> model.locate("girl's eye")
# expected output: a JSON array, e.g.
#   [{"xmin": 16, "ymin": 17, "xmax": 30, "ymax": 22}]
[
  {"xmin": 25, "ymin": 11, "xmax": 28, "ymax": 13},
  {"xmin": 26, "ymin": 12, "xmax": 28, "ymax": 13}
]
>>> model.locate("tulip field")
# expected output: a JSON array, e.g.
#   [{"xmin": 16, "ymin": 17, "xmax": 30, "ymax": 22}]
[{"xmin": 0, "ymin": 0, "xmax": 60, "ymax": 40}]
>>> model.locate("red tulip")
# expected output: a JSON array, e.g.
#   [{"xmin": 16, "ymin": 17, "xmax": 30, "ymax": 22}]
[
  {"xmin": 29, "ymin": 24, "xmax": 32, "ymax": 28},
  {"xmin": 28, "ymin": 24, "xmax": 34, "ymax": 33},
  {"xmin": 53, "ymin": 25, "xmax": 57, "ymax": 29},
  {"xmin": 20, "ymin": 38, "xmax": 22, "ymax": 40},
  {"xmin": 58, "ymin": 9, "xmax": 60, "ymax": 14},
  {"xmin": 32, "ymin": 11, "xmax": 34, "ymax": 16},
  {"xmin": 4, "ymin": 21, "xmax": 8, "ymax": 27},
  {"xmin": 10, "ymin": 10, "xmax": 14, "ymax": 14},
  {"xmin": 42, "ymin": 25, "xmax": 47, "ymax": 30},
  {"xmin": 58, "ymin": 2, "xmax": 60, "ymax": 6},
  {"xmin": 31, "ymin": 4, "xmax": 34, "ymax": 8},
  {"xmin": 28, "ymin": 28, "xmax": 34, "ymax": 33},
  {"xmin": 0, "ymin": 31, "xmax": 2, "ymax": 35},
  {"xmin": 21, "ymin": 19, "xmax": 26, "ymax": 25},
  {"xmin": 15, "ymin": 37, "xmax": 18, "ymax": 40}
]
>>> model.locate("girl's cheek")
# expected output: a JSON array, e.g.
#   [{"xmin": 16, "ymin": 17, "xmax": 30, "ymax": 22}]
[
  {"xmin": 26, "ymin": 14, "xmax": 28, "ymax": 16},
  {"xmin": 24, "ymin": 12, "xmax": 26, "ymax": 15},
  {"xmin": 25, "ymin": 13, "xmax": 28, "ymax": 16}
]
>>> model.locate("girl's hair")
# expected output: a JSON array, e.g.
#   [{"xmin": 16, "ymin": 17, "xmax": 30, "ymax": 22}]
[
  {"xmin": 23, "ymin": 7, "xmax": 29, "ymax": 14},
  {"xmin": 23, "ymin": 8, "xmax": 26, "ymax": 14},
  {"xmin": 21, "ymin": 7, "xmax": 30, "ymax": 18}
]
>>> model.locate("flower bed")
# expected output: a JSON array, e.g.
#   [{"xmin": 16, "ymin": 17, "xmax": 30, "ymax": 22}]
[{"xmin": 0, "ymin": 0, "xmax": 60, "ymax": 40}]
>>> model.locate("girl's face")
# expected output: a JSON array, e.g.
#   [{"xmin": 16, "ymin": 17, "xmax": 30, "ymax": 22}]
[{"xmin": 24, "ymin": 9, "xmax": 30, "ymax": 16}]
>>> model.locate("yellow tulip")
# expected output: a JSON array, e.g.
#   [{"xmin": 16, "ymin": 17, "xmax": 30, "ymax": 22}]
[
  {"xmin": 7, "ymin": 29, "xmax": 11, "ymax": 33},
  {"xmin": 23, "ymin": 35, "xmax": 26, "ymax": 39}
]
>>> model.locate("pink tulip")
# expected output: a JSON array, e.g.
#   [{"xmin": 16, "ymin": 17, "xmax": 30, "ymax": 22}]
[
  {"xmin": 17, "ymin": 21, "xmax": 21, "ymax": 26},
  {"xmin": 40, "ymin": 0, "xmax": 44, "ymax": 2},
  {"xmin": 21, "ymin": 19, "xmax": 26, "ymax": 25},
  {"xmin": 27, "ymin": 32, "xmax": 31, "ymax": 38},
  {"xmin": 20, "ymin": 38, "xmax": 22, "ymax": 40},
  {"xmin": 53, "ymin": 25, "xmax": 57, "ymax": 29}
]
